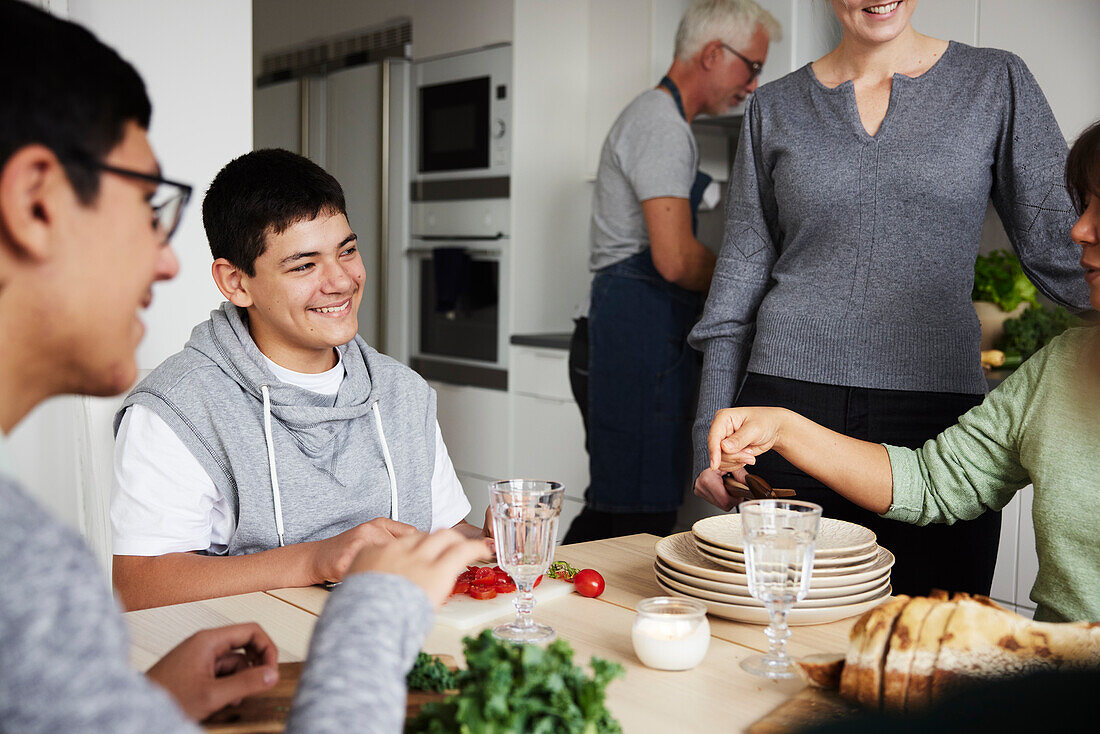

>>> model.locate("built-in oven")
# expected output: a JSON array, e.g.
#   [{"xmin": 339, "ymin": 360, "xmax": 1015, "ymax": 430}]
[
  {"xmin": 412, "ymin": 44, "xmax": 510, "ymax": 182},
  {"xmin": 407, "ymin": 198, "xmax": 510, "ymax": 390}
]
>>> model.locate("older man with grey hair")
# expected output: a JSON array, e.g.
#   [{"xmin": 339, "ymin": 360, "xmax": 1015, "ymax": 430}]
[{"xmin": 565, "ymin": 0, "xmax": 781, "ymax": 543}]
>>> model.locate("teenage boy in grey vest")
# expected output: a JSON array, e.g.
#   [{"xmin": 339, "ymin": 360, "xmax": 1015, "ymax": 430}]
[
  {"xmin": 111, "ymin": 149, "xmax": 489, "ymax": 611},
  {"xmin": 0, "ymin": 2, "xmax": 486, "ymax": 730}
]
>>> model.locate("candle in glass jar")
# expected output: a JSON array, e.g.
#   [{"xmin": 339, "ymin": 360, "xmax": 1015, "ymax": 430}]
[{"xmin": 631, "ymin": 597, "xmax": 710, "ymax": 670}]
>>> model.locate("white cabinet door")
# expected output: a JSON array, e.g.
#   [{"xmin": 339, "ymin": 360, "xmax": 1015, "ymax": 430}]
[
  {"xmin": 990, "ymin": 490, "xmax": 1021, "ymax": 608},
  {"xmin": 1015, "ymin": 485, "xmax": 1039, "ymax": 614},
  {"xmin": 433, "ymin": 382, "xmax": 511, "ymax": 480}
]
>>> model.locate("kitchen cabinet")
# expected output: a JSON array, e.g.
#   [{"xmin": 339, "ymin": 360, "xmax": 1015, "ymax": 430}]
[{"xmin": 432, "ymin": 380, "xmax": 511, "ymax": 482}]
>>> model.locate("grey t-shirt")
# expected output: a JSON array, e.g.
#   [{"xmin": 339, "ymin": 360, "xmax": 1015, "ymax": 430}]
[{"xmin": 589, "ymin": 88, "xmax": 697, "ymax": 273}]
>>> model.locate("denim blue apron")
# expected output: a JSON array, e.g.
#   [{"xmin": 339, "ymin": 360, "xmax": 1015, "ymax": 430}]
[{"xmin": 585, "ymin": 77, "xmax": 708, "ymax": 513}]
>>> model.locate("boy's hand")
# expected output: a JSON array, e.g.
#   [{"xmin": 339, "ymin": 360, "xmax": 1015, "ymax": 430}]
[
  {"xmin": 347, "ymin": 529, "xmax": 491, "ymax": 609},
  {"xmin": 308, "ymin": 518, "xmax": 419, "ymax": 585},
  {"xmin": 146, "ymin": 623, "xmax": 279, "ymax": 721}
]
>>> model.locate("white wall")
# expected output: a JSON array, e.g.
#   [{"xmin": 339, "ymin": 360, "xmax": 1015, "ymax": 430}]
[
  {"xmin": 8, "ymin": 1, "xmax": 253, "ymax": 556},
  {"xmin": 252, "ymin": 0, "xmax": 513, "ymax": 66}
]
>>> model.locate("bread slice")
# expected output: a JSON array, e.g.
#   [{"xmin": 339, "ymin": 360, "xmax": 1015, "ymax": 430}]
[
  {"xmin": 904, "ymin": 599, "xmax": 957, "ymax": 712},
  {"xmin": 796, "ymin": 652, "xmax": 846, "ymax": 689},
  {"xmin": 838, "ymin": 606, "xmax": 873, "ymax": 702},
  {"xmin": 930, "ymin": 597, "xmax": 1100, "ymax": 705},
  {"xmin": 854, "ymin": 595, "xmax": 911, "ymax": 710},
  {"xmin": 881, "ymin": 596, "xmax": 937, "ymax": 713}
]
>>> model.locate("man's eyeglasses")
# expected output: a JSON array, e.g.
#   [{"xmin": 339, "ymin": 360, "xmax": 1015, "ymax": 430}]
[
  {"xmin": 720, "ymin": 42, "xmax": 764, "ymax": 83},
  {"xmin": 69, "ymin": 157, "xmax": 193, "ymax": 242}
]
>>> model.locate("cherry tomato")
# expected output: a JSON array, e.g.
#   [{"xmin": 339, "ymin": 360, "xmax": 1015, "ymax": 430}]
[
  {"xmin": 573, "ymin": 568, "xmax": 605, "ymax": 598},
  {"xmin": 495, "ymin": 579, "xmax": 517, "ymax": 594},
  {"xmin": 452, "ymin": 579, "xmax": 470, "ymax": 595},
  {"xmin": 469, "ymin": 586, "xmax": 498, "ymax": 600}
]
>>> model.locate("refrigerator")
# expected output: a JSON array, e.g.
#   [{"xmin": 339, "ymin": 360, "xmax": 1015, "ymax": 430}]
[{"xmin": 253, "ymin": 59, "xmax": 411, "ymax": 361}]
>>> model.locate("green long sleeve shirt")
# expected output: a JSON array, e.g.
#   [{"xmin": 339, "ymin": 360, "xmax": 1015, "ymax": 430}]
[{"xmin": 884, "ymin": 327, "xmax": 1100, "ymax": 623}]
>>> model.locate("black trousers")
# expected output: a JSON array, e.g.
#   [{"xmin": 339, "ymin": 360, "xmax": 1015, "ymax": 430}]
[
  {"xmin": 736, "ymin": 373, "xmax": 1001, "ymax": 597},
  {"xmin": 563, "ymin": 317, "xmax": 679, "ymax": 542}
]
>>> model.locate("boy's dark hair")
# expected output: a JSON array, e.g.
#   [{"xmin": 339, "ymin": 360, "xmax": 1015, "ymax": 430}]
[
  {"xmin": 0, "ymin": 0, "xmax": 151, "ymax": 204},
  {"xmin": 202, "ymin": 149, "xmax": 347, "ymax": 276},
  {"xmin": 1067, "ymin": 120, "xmax": 1100, "ymax": 216}
]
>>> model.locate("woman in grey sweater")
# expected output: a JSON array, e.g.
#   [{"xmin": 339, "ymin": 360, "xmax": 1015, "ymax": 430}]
[{"xmin": 689, "ymin": 0, "xmax": 1089, "ymax": 596}]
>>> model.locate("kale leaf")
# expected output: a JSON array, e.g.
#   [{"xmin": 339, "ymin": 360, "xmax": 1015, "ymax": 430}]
[
  {"xmin": 406, "ymin": 630, "xmax": 624, "ymax": 733},
  {"xmin": 995, "ymin": 305, "xmax": 1081, "ymax": 360},
  {"xmin": 407, "ymin": 651, "xmax": 457, "ymax": 693}
]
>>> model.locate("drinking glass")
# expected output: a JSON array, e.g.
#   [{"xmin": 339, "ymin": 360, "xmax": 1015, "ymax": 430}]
[
  {"xmin": 739, "ymin": 499, "xmax": 823, "ymax": 678},
  {"xmin": 488, "ymin": 479, "xmax": 564, "ymax": 643}
]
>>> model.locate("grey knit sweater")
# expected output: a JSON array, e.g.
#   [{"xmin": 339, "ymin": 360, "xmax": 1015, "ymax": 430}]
[
  {"xmin": 689, "ymin": 42, "xmax": 1090, "ymax": 476},
  {"xmin": 0, "ymin": 473, "xmax": 432, "ymax": 733}
]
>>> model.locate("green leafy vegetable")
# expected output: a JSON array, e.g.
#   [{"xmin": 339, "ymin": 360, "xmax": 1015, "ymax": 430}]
[
  {"xmin": 406, "ymin": 630, "xmax": 624, "ymax": 734},
  {"xmin": 995, "ymin": 305, "xmax": 1082, "ymax": 361},
  {"xmin": 548, "ymin": 560, "xmax": 580, "ymax": 581},
  {"xmin": 407, "ymin": 652, "xmax": 457, "ymax": 693},
  {"xmin": 972, "ymin": 250, "xmax": 1040, "ymax": 312}
]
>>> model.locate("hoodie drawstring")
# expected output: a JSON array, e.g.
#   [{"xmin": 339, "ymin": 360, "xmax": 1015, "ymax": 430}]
[
  {"xmin": 372, "ymin": 401, "xmax": 400, "ymax": 523},
  {"xmin": 261, "ymin": 385, "xmax": 287, "ymax": 547},
  {"xmin": 261, "ymin": 387, "xmax": 401, "ymax": 546}
]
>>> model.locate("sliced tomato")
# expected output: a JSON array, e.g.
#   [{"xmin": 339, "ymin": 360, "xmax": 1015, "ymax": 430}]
[
  {"xmin": 471, "ymin": 567, "xmax": 497, "ymax": 586},
  {"xmin": 534, "ymin": 575, "xmax": 543, "ymax": 587},
  {"xmin": 456, "ymin": 570, "xmax": 474, "ymax": 582},
  {"xmin": 469, "ymin": 586, "xmax": 498, "ymax": 600},
  {"xmin": 452, "ymin": 579, "xmax": 470, "ymax": 595},
  {"xmin": 495, "ymin": 580, "xmax": 516, "ymax": 594}
]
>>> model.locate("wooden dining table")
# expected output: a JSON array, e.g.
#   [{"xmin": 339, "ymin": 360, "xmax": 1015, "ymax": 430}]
[{"xmin": 125, "ymin": 533, "xmax": 863, "ymax": 733}]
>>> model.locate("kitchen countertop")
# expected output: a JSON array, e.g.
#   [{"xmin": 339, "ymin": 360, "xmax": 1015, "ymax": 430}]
[{"xmin": 510, "ymin": 332, "xmax": 572, "ymax": 350}]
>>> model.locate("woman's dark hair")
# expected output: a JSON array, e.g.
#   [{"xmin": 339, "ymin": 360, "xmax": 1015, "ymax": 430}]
[
  {"xmin": 0, "ymin": 0, "xmax": 151, "ymax": 203},
  {"xmin": 1066, "ymin": 120, "xmax": 1100, "ymax": 215},
  {"xmin": 202, "ymin": 149, "xmax": 347, "ymax": 276}
]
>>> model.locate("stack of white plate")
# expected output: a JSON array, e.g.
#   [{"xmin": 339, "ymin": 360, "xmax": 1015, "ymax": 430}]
[{"xmin": 652, "ymin": 516, "xmax": 894, "ymax": 625}]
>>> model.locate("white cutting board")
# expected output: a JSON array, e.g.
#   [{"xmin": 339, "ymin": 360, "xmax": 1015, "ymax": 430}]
[{"xmin": 436, "ymin": 577, "xmax": 576, "ymax": 630}]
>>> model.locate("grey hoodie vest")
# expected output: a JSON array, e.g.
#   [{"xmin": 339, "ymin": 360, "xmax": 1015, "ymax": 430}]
[{"xmin": 115, "ymin": 303, "xmax": 434, "ymax": 555}]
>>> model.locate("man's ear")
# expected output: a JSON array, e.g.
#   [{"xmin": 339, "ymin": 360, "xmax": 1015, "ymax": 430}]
[
  {"xmin": 211, "ymin": 258, "xmax": 254, "ymax": 307},
  {"xmin": 0, "ymin": 145, "xmax": 71, "ymax": 262},
  {"xmin": 698, "ymin": 39, "xmax": 725, "ymax": 71}
]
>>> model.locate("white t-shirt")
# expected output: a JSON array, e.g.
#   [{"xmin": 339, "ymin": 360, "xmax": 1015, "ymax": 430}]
[{"xmin": 110, "ymin": 352, "xmax": 471, "ymax": 556}]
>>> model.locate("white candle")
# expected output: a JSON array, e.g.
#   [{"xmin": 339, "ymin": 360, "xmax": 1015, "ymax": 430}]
[{"xmin": 632, "ymin": 597, "xmax": 710, "ymax": 671}]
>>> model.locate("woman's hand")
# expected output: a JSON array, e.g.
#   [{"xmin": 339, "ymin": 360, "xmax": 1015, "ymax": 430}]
[{"xmin": 707, "ymin": 407, "xmax": 789, "ymax": 473}]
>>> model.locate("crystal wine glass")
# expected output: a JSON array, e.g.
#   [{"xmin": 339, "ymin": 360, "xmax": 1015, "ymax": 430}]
[
  {"xmin": 488, "ymin": 479, "xmax": 564, "ymax": 644},
  {"xmin": 739, "ymin": 499, "xmax": 823, "ymax": 678}
]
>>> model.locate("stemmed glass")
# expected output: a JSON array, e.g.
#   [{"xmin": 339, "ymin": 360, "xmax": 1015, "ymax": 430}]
[
  {"xmin": 739, "ymin": 499, "xmax": 823, "ymax": 679},
  {"xmin": 488, "ymin": 479, "xmax": 564, "ymax": 644}
]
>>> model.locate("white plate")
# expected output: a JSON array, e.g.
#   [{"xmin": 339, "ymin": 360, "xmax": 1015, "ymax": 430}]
[
  {"xmin": 693, "ymin": 536, "xmax": 879, "ymax": 568},
  {"xmin": 692, "ymin": 515, "xmax": 877, "ymax": 557},
  {"xmin": 654, "ymin": 558, "xmax": 891, "ymax": 599},
  {"xmin": 654, "ymin": 564, "xmax": 891, "ymax": 608},
  {"xmin": 655, "ymin": 575, "xmax": 893, "ymax": 626},
  {"xmin": 697, "ymin": 543, "xmax": 884, "ymax": 577},
  {"xmin": 655, "ymin": 532, "xmax": 895, "ymax": 589}
]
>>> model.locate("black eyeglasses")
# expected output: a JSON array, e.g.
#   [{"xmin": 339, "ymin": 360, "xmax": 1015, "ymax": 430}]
[
  {"xmin": 720, "ymin": 42, "xmax": 764, "ymax": 83},
  {"xmin": 68, "ymin": 156, "xmax": 193, "ymax": 242}
]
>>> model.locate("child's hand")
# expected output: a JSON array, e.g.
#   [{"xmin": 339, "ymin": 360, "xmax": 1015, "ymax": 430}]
[
  {"xmin": 346, "ymin": 529, "xmax": 491, "ymax": 609},
  {"xmin": 707, "ymin": 407, "xmax": 787, "ymax": 474}
]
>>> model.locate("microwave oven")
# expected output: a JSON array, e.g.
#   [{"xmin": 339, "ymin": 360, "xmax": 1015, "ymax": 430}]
[{"xmin": 412, "ymin": 44, "xmax": 511, "ymax": 182}]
